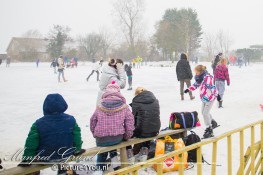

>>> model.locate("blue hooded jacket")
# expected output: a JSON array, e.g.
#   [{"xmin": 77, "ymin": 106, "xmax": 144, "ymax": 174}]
[{"xmin": 35, "ymin": 94, "xmax": 76, "ymax": 160}]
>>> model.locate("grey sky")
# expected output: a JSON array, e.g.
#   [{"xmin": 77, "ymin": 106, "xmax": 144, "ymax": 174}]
[{"xmin": 0, "ymin": 0, "xmax": 263, "ymax": 53}]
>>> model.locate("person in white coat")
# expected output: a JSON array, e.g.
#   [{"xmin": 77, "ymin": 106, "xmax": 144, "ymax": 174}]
[
  {"xmin": 86, "ymin": 59, "xmax": 103, "ymax": 82},
  {"xmin": 96, "ymin": 58, "xmax": 126, "ymax": 105},
  {"xmin": 57, "ymin": 55, "xmax": 67, "ymax": 82}
]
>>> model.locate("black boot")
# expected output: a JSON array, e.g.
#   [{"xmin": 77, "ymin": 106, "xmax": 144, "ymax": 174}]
[
  {"xmin": 211, "ymin": 119, "xmax": 219, "ymax": 129},
  {"xmin": 219, "ymin": 101, "xmax": 223, "ymax": 108},
  {"xmin": 203, "ymin": 127, "xmax": 214, "ymax": 139}
]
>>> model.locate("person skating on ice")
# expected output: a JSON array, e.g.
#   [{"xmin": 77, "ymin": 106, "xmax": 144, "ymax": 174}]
[
  {"xmin": 124, "ymin": 63, "xmax": 133, "ymax": 90},
  {"xmin": 50, "ymin": 58, "xmax": 58, "ymax": 74},
  {"xmin": 214, "ymin": 58, "xmax": 230, "ymax": 108},
  {"xmin": 57, "ymin": 55, "xmax": 67, "ymax": 82},
  {"xmin": 184, "ymin": 65, "xmax": 221, "ymax": 139},
  {"xmin": 97, "ymin": 58, "xmax": 126, "ymax": 105},
  {"xmin": 176, "ymin": 53, "xmax": 195, "ymax": 100},
  {"xmin": 86, "ymin": 59, "xmax": 103, "ymax": 82}
]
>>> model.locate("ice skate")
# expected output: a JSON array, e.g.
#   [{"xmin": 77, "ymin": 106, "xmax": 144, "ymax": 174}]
[
  {"xmin": 203, "ymin": 127, "xmax": 214, "ymax": 139},
  {"xmin": 135, "ymin": 147, "xmax": 149, "ymax": 162},
  {"xmin": 211, "ymin": 119, "xmax": 220, "ymax": 129},
  {"xmin": 127, "ymin": 149, "xmax": 135, "ymax": 165}
]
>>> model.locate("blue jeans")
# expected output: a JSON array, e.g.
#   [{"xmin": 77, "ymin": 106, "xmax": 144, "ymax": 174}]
[{"xmin": 58, "ymin": 69, "xmax": 65, "ymax": 82}]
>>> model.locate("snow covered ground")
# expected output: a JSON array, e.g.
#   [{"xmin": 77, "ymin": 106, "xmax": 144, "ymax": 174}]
[{"xmin": 0, "ymin": 61, "xmax": 262, "ymax": 174}]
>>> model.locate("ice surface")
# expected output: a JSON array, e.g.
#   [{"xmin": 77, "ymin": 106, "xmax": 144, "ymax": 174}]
[{"xmin": 0, "ymin": 62, "xmax": 262, "ymax": 174}]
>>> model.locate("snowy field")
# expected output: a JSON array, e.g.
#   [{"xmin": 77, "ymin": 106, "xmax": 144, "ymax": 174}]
[{"xmin": 0, "ymin": 61, "xmax": 262, "ymax": 174}]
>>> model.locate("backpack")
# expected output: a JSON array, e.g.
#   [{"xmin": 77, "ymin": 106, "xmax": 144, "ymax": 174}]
[
  {"xmin": 184, "ymin": 131, "xmax": 204, "ymax": 162},
  {"xmin": 169, "ymin": 112, "xmax": 200, "ymax": 129}
]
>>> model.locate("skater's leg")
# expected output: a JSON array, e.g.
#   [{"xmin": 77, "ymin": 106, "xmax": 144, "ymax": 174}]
[
  {"xmin": 58, "ymin": 71, "xmax": 61, "ymax": 82},
  {"xmin": 202, "ymin": 101, "xmax": 215, "ymax": 128},
  {"xmin": 128, "ymin": 77, "xmax": 132, "ymax": 89},
  {"xmin": 96, "ymin": 70, "xmax": 100, "ymax": 81},
  {"xmin": 180, "ymin": 80, "xmax": 184, "ymax": 100},
  {"xmin": 62, "ymin": 70, "xmax": 66, "ymax": 82},
  {"xmin": 96, "ymin": 152, "xmax": 109, "ymax": 170},
  {"xmin": 86, "ymin": 70, "xmax": 95, "ymax": 81}
]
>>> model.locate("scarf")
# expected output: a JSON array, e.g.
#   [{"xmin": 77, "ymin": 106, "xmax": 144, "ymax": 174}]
[{"xmin": 194, "ymin": 70, "xmax": 208, "ymax": 84}]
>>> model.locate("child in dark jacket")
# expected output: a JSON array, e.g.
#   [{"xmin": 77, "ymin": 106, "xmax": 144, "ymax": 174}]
[
  {"xmin": 214, "ymin": 58, "xmax": 230, "ymax": 108},
  {"xmin": 124, "ymin": 64, "xmax": 133, "ymax": 90},
  {"xmin": 90, "ymin": 81, "xmax": 134, "ymax": 170},
  {"xmin": 19, "ymin": 94, "xmax": 83, "ymax": 174},
  {"xmin": 129, "ymin": 87, "xmax": 161, "ymax": 161}
]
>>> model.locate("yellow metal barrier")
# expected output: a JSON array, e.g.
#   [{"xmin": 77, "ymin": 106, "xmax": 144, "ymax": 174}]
[{"xmin": 107, "ymin": 120, "xmax": 263, "ymax": 175}]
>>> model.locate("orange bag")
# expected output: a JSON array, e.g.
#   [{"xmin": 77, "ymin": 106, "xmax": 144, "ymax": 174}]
[{"xmin": 153, "ymin": 136, "xmax": 188, "ymax": 173}]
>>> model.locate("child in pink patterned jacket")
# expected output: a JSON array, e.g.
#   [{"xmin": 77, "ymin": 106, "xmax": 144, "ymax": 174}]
[
  {"xmin": 90, "ymin": 81, "xmax": 134, "ymax": 170},
  {"xmin": 214, "ymin": 58, "xmax": 230, "ymax": 108},
  {"xmin": 184, "ymin": 65, "xmax": 220, "ymax": 139}
]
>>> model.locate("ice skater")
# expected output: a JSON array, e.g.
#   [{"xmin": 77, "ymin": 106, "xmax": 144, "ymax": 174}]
[
  {"xmin": 86, "ymin": 59, "xmax": 103, "ymax": 82},
  {"xmin": 97, "ymin": 58, "xmax": 126, "ymax": 105},
  {"xmin": 6, "ymin": 57, "xmax": 11, "ymax": 67},
  {"xmin": 57, "ymin": 55, "xmax": 67, "ymax": 82},
  {"xmin": 214, "ymin": 58, "xmax": 230, "ymax": 108},
  {"xmin": 50, "ymin": 58, "xmax": 58, "ymax": 73},
  {"xmin": 176, "ymin": 53, "xmax": 195, "ymax": 100},
  {"xmin": 125, "ymin": 63, "xmax": 133, "ymax": 90},
  {"xmin": 36, "ymin": 59, "xmax": 40, "ymax": 68},
  {"xmin": 184, "ymin": 65, "xmax": 220, "ymax": 139}
]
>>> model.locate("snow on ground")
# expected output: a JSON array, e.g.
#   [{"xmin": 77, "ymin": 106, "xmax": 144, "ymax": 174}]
[{"xmin": 0, "ymin": 61, "xmax": 262, "ymax": 174}]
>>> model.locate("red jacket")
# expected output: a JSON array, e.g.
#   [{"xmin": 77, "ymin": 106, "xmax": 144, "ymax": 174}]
[{"xmin": 214, "ymin": 65, "xmax": 230, "ymax": 85}]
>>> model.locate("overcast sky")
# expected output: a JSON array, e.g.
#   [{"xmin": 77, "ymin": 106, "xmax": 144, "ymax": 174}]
[{"xmin": 0, "ymin": 0, "xmax": 263, "ymax": 53}]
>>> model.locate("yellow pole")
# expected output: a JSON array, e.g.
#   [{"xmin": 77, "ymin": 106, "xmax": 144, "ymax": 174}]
[
  {"xmin": 156, "ymin": 161, "xmax": 163, "ymax": 175},
  {"xmin": 251, "ymin": 126, "xmax": 255, "ymax": 175},
  {"xmin": 178, "ymin": 154, "xmax": 184, "ymax": 175},
  {"xmin": 211, "ymin": 141, "xmax": 218, "ymax": 175},
  {"xmin": 132, "ymin": 170, "xmax": 138, "ymax": 175},
  {"xmin": 261, "ymin": 122, "xmax": 263, "ymax": 173},
  {"xmin": 197, "ymin": 146, "xmax": 202, "ymax": 175},
  {"xmin": 227, "ymin": 135, "xmax": 232, "ymax": 175},
  {"xmin": 239, "ymin": 130, "xmax": 244, "ymax": 175}
]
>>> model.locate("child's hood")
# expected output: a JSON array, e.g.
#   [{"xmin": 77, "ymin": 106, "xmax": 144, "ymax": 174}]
[{"xmin": 43, "ymin": 94, "xmax": 68, "ymax": 115}]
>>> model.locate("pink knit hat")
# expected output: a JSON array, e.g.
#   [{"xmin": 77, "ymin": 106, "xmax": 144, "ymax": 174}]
[{"xmin": 106, "ymin": 81, "xmax": 120, "ymax": 92}]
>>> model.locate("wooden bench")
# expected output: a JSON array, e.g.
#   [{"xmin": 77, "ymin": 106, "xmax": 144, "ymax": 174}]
[{"xmin": 0, "ymin": 129, "xmax": 188, "ymax": 175}]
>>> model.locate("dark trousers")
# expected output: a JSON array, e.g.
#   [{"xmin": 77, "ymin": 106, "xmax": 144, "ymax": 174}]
[
  {"xmin": 128, "ymin": 77, "xmax": 132, "ymax": 88},
  {"xmin": 127, "ymin": 141, "xmax": 151, "ymax": 155},
  {"xmin": 87, "ymin": 70, "xmax": 99, "ymax": 81},
  {"xmin": 97, "ymin": 150, "xmax": 117, "ymax": 170},
  {"xmin": 180, "ymin": 79, "xmax": 192, "ymax": 96}
]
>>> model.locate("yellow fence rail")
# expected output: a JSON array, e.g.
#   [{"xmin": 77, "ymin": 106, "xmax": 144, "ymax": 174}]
[{"xmin": 107, "ymin": 120, "xmax": 263, "ymax": 175}]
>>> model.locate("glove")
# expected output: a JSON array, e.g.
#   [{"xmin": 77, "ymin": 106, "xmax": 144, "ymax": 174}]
[
  {"xmin": 17, "ymin": 160, "xmax": 31, "ymax": 167},
  {"xmin": 73, "ymin": 149, "xmax": 86, "ymax": 156},
  {"xmin": 217, "ymin": 95, "xmax": 221, "ymax": 102},
  {"xmin": 184, "ymin": 89, "xmax": 190, "ymax": 93}
]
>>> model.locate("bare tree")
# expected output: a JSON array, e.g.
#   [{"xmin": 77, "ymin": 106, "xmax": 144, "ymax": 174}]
[
  {"xmin": 217, "ymin": 30, "xmax": 233, "ymax": 56},
  {"xmin": 78, "ymin": 33, "xmax": 102, "ymax": 60},
  {"xmin": 203, "ymin": 32, "xmax": 218, "ymax": 61},
  {"xmin": 22, "ymin": 29, "xmax": 43, "ymax": 38},
  {"xmin": 113, "ymin": 0, "xmax": 145, "ymax": 57},
  {"xmin": 99, "ymin": 28, "xmax": 114, "ymax": 59}
]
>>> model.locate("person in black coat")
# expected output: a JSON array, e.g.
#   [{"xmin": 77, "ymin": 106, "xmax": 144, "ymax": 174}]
[
  {"xmin": 129, "ymin": 87, "xmax": 161, "ymax": 155},
  {"xmin": 176, "ymin": 53, "xmax": 195, "ymax": 100},
  {"xmin": 125, "ymin": 64, "xmax": 133, "ymax": 90}
]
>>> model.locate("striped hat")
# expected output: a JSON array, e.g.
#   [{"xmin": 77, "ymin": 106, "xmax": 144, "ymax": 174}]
[{"xmin": 106, "ymin": 81, "xmax": 120, "ymax": 92}]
